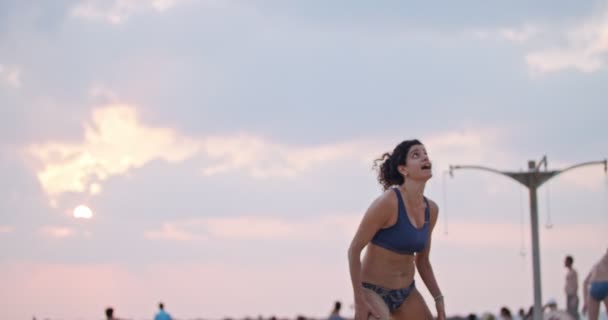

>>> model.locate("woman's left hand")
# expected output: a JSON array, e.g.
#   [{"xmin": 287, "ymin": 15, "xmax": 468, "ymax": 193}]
[{"xmin": 436, "ymin": 298, "xmax": 446, "ymax": 320}]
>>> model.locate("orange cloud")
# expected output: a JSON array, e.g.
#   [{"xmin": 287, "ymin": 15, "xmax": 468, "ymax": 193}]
[
  {"xmin": 434, "ymin": 221, "xmax": 607, "ymax": 250},
  {"xmin": 40, "ymin": 226, "xmax": 76, "ymax": 238},
  {"xmin": 0, "ymin": 225, "xmax": 14, "ymax": 234},
  {"xmin": 0, "ymin": 64, "xmax": 21, "ymax": 88},
  {"xmin": 145, "ymin": 214, "xmax": 359, "ymax": 242},
  {"xmin": 199, "ymin": 134, "xmax": 369, "ymax": 178},
  {"xmin": 27, "ymin": 104, "xmax": 201, "ymax": 198}
]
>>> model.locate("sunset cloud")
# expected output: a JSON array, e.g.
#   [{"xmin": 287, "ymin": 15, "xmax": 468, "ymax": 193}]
[
  {"xmin": 145, "ymin": 214, "xmax": 359, "ymax": 242},
  {"xmin": 200, "ymin": 134, "xmax": 369, "ymax": 178},
  {"xmin": 70, "ymin": 0, "xmax": 185, "ymax": 24},
  {"xmin": 40, "ymin": 226, "xmax": 76, "ymax": 238},
  {"xmin": 26, "ymin": 104, "xmax": 201, "ymax": 198},
  {"xmin": 0, "ymin": 64, "xmax": 21, "ymax": 88},
  {"xmin": 434, "ymin": 221, "xmax": 607, "ymax": 250},
  {"xmin": 25, "ymin": 101, "xmax": 514, "ymax": 207},
  {"xmin": 141, "ymin": 213, "xmax": 608, "ymax": 253},
  {"xmin": 0, "ymin": 225, "xmax": 14, "ymax": 234}
]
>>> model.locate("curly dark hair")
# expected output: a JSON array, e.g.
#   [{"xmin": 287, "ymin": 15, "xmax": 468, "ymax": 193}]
[{"xmin": 373, "ymin": 139, "xmax": 422, "ymax": 190}]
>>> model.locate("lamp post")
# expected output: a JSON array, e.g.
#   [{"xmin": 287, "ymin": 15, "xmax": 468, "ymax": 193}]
[{"xmin": 449, "ymin": 156, "xmax": 607, "ymax": 320}]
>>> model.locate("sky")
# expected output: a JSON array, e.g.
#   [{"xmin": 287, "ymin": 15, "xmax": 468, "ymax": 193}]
[{"xmin": 1, "ymin": 0, "xmax": 607, "ymax": 319}]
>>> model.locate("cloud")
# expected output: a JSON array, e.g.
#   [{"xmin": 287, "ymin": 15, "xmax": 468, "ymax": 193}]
[
  {"xmin": 144, "ymin": 222, "xmax": 207, "ymax": 241},
  {"xmin": 435, "ymin": 221, "xmax": 607, "ymax": 250},
  {"xmin": 199, "ymin": 135, "xmax": 369, "ymax": 178},
  {"xmin": 525, "ymin": 9, "xmax": 608, "ymax": 74},
  {"xmin": 40, "ymin": 226, "xmax": 76, "ymax": 238},
  {"xmin": 526, "ymin": 49, "xmax": 605, "ymax": 74},
  {"xmin": 146, "ymin": 213, "xmax": 607, "ymax": 255},
  {"xmin": 26, "ymin": 104, "xmax": 201, "ymax": 198},
  {"xmin": 470, "ymin": 24, "xmax": 541, "ymax": 45},
  {"xmin": 0, "ymin": 64, "xmax": 22, "ymax": 88},
  {"xmin": 0, "ymin": 225, "xmax": 14, "ymax": 234},
  {"xmin": 468, "ymin": 6, "xmax": 608, "ymax": 74},
  {"xmin": 499, "ymin": 25, "xmax": 540, "ymax": 44},
  {"xmin": 25, "ymin": 102, "xmax": 512, "ymax": 207},
  {"xmin": 24, "ymin": 103, "xmax": 377, "ymax": 201},
  {"xmin": 200, "ymin": 127, "xmax": 510, "ymax": 184},
  {"xmin": 145, "ymin": 214, "xmax": 360, "ymax": 242},
  {"xmin": 70, "ymin": 0, "xmax": 184, "ymax": 24},
  {"xmin": 423, "ymin": 127, "xmax": 515, "ymax": 171}
]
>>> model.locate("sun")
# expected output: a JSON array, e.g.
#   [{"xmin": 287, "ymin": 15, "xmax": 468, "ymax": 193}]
[{"xmin": 73, "ymin": 205, "xmax": 93, "ymax": 219}]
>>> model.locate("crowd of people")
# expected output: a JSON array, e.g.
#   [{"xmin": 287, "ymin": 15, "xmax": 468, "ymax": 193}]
[{"xmin": 103, "ymin": 302, "xmax": 173, "ymax": 320}]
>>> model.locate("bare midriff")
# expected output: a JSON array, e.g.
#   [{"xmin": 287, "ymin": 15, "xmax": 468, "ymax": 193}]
[{"xmin": 361, "ymin": 243, "xmax": 416, "ymax": 289}]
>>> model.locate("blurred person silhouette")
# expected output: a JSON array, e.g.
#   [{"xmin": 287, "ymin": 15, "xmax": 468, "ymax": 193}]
[
  {"xmin": 543, "ymin": 298, "xmax": 573, "ymax": 320},
  {"xmin": 481, "ymin": 312, "xmax": 495, "ymax": 320},
  {"xmin": 105, "ymin": 307, "xmax": 127, "ymax": 320},
  {"xmin": 105, "ymin": 307, "xmax": 115, "ymax": 320},
  {"xmin": 155, "ymin": 302, "xmax": 173, "ymax": 320},
  {"xmin": 500, "ymin": 307, "xmax": 513, "ymax": 320},
  {"xmin": 329, "ymin": 301, "xmax": 345, "ymax": 320},
  {"xmin": 517, "ymin": 308, "xmax": 526, "ymax": 320},
  {"xmin": 564, "ymin": 255, "xmax": 579, "ymax": 319},
  {"xmin": 582, "ymin": 249, "xmax": 608, "ymax": 320}
]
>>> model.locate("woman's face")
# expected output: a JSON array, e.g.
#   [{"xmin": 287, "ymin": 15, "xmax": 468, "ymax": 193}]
[{"xmin": 399, "ymin": 144, "xmax": 432, "ymax": 181}]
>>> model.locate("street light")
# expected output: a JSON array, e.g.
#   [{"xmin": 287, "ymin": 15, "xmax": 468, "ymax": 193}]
[{"xmin": 449, "ymin": 156, "xmax": 607, "ymax": 320}]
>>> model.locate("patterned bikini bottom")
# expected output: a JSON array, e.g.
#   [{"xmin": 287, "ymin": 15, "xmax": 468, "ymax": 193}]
[{"xmin": 362, "ymin": 280, "xmax": 415, "ymax": 312}]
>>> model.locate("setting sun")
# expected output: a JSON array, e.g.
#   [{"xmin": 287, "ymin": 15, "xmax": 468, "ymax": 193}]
[{"xmin": 73, "ymin": 205, "xmax": 93, "ymax": 219}]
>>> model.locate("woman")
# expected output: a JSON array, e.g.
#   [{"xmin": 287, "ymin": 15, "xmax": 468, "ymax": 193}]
[
  {"xmin": 582, "ymin": 249, "xmax": 608, "ymax": 320},
  {"xmin": 348, "ymin": 139, "xmax": 445, "ymax": 320}
]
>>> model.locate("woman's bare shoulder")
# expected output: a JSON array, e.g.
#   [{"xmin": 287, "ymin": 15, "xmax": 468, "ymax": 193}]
[
  {"xmin": 424, "ymin": 197, "xmax": 440, "ymax": 226},
  {"xmin": 426, "ymin": 197, "xmax": 439, "ymax": 213},
  {"xmin": 366, "ymin": 189, "xmax": 399, "ymax": 218}
]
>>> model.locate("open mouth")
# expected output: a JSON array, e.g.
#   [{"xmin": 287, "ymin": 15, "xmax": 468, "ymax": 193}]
[{"xmin": 421, "ymin": 164, "xmax": 432, "ymax": 170}]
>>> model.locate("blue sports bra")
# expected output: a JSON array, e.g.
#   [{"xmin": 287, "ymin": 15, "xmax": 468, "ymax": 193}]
[{"xmin": 370, "ymin": 188, "xmax": 430, "ymax": 255}]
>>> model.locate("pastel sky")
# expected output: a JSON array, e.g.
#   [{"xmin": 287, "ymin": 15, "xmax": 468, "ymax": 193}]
[{"xmin": 1, "ymin": 1, "xmax": 607, "ymax": 319}]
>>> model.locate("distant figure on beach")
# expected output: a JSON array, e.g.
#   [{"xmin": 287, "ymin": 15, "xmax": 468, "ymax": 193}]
[
  {"xmin": 582, "ymin": 249, "xmax": 608, "ymax": 320},
  {"xmin": 105, "ymin": 306, "xmax": 131, "ymax": 320},
  {"xmin": 525, "ymin": 306, "xmax": 534, "ymax": 320},
  {"xmin": 564, "ymin": 255, "xmax": 579, "ymax": 319},
  {"xmin": 155, "ymin": 302, "xmax": 173, "ymax": 320},
  {"xmin": 105, "ymin": 307, "xmax": 115, "ymax": 320},
  {"xmin": 348, "ymin": 139, "xmax": 445, "ymax": 320},
  {"xmin": 500, "ymin": 306, "xmax": 513, "ymax": 320},
  {"xmin": 105, "ymin": 307, "xmax": 121, "ymax": 320},
  {"xmin": 543, "ymin": 298, "xmax": 573, "ymax": 320},
  {"xmin": 517, "ymin": 308, "xmax": 526, "ymax": 320},
  {"xmin": 481, "ymin": 312, "xmax": 495, "ymax": 320},
  {"xmin": 329, "ymin": 301, "xmax": 345, "ymax": 320}
]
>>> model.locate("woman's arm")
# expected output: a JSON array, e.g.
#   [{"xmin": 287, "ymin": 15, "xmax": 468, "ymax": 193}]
[
  {"xmin": 348, "ymin": 192, "xmax": 393, "ymax": 320},
  {"xmin": 415, "ymin": 199, "xmax": 445, "ymax": 319}
]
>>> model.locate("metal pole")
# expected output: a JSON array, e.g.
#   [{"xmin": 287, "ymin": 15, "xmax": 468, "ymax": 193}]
[
  {"xmin": 449, "ymin": 158, "xmax": 607, "ymax": 320},
  {"xmin": 529, "ymin": 185, "xmax": 543, "ymax": 320}
]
